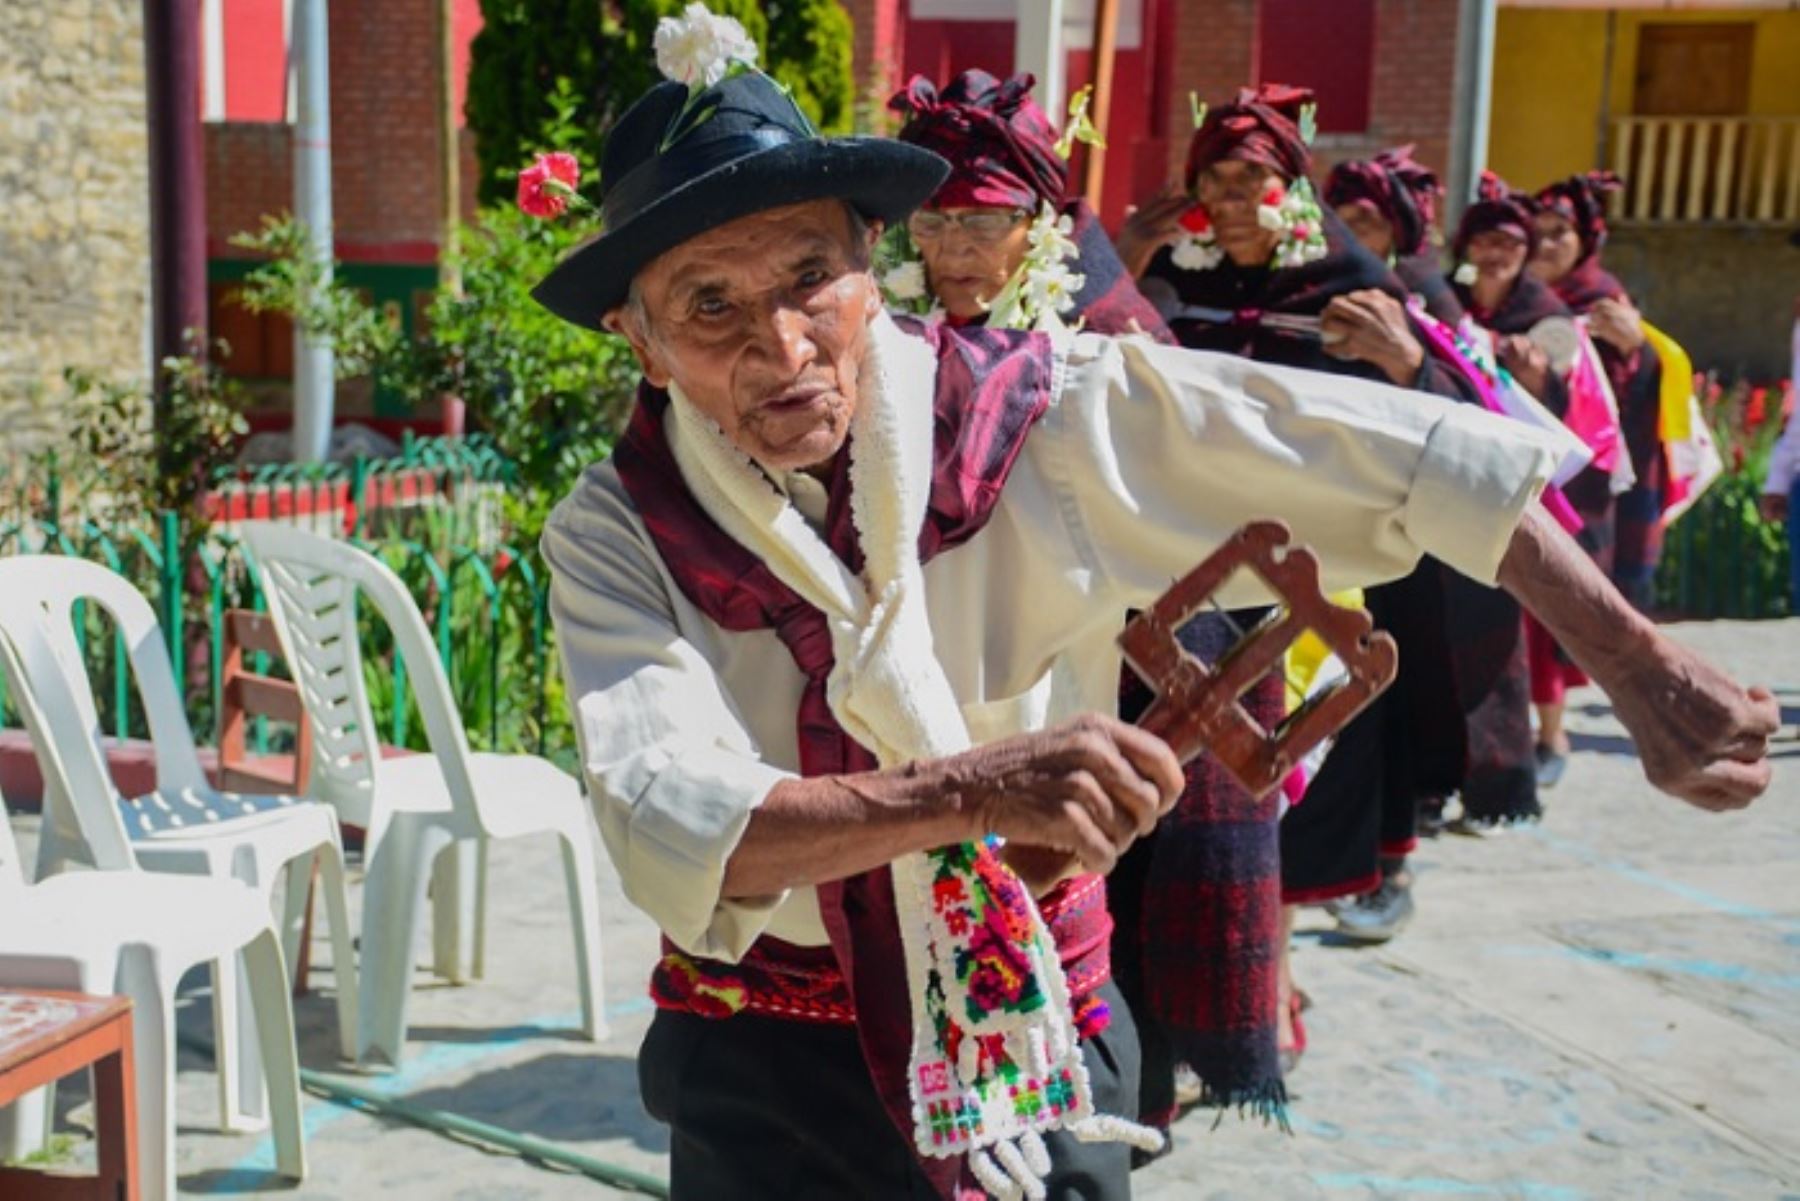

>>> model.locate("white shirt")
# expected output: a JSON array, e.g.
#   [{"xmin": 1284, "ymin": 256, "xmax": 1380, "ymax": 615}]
[{"xmin": 542, "ymin": 331, "xmax": 1561, "ymax": 962}]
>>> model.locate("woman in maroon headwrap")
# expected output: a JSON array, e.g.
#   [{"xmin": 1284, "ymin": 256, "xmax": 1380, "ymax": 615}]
[
  {"xmin": 1531, "ymin": 171, "xmax": 1665, "ymax": 614},
  {"xmin": 1115, "ymin": 82, "xmax": 1482, "ymax": 1105},
  {"xmin": 1324, "ymin": 145, "xmax": 1462, "ymax": 326},
  {"xmin": 1450, "ymin": 172, "xmax": 1610, "ymax": 788},
  {"xmin": 887, "ymin": 69, "xmax": 1168, "ymax": 339},
  {"xmin": 893, "ymin": 69, "xmax": 1268, "ymax": 1156}
]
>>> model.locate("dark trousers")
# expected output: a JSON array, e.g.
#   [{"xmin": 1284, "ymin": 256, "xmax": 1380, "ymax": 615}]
[{"xmin": 638, "ymin": 981, "xmax": 1140, "ymax": 1201}]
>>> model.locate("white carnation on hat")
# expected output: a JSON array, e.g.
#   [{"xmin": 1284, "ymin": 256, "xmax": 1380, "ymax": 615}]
[{"xmin": 655, "ymin": 3, "xmax": 759, "ymax": 88}]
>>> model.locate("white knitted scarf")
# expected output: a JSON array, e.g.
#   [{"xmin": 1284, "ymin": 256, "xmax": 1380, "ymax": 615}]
[{"xmin": 665, "ymin": 312, "xmax": 1158, "ymax": 1198}]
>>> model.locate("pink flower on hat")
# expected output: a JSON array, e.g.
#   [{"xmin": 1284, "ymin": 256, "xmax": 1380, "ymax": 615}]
[{"xmin": 517, "ymin": 152, "xmax": 581, "ymax": 219}]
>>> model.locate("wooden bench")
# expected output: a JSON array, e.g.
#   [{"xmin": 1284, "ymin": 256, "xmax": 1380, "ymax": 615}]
[
  {"xmin": 0, "ymin": 990, "xmax": 137, "ymax": 1201},
  {"xmin": 217, "ymin": 609, "xmax": 320, "ymax": 995}
]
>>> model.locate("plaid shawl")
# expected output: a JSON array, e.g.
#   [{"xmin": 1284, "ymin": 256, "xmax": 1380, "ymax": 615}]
[
  {"xmin": 614, "ymin": 320, "xmax": 1091, "ymax": 1199},
  {"xmin": 1116, "ymin": 624, "xmax": 1287, "ymax": 1122}
]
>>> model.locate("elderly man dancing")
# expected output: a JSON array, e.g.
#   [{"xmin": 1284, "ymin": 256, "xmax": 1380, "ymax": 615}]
[{"xmin": 534, "ymin": 15, "xmax": 1774, "ymax": 1201}]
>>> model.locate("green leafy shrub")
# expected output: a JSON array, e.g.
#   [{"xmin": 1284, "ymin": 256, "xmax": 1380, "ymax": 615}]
[{"xmin": 465, "ymin": 0, "xmax": 855, "ymax": 203}]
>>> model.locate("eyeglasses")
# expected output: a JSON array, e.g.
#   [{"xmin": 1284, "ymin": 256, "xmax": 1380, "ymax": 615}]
[{"xmin": 907, "ymin": 209, "xmax": 1029, "ymax": 244}]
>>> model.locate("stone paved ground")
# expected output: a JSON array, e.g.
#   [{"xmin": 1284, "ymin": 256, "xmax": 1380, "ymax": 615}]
[{"xmin": 10, "ymin": 620, "xmax": 1799, "ymax": 1200}]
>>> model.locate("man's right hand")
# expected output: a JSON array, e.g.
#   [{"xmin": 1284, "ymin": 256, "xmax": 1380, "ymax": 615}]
[{"xmin": 944, "ymin": 714, "xmax": 1184, "ymax": 877}]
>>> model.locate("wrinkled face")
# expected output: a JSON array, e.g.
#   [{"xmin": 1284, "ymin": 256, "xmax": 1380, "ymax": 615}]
[
  {"xmin": 910, "ymin": 205, "xmax": 1032, "ymax": 320},
  {"xmin": 1466, "ymin": 229, "xmax": 1529, "ymax": 289},
  {"xmin": 1335, "ymin": 201, "xmax": 1395, "ymax": 261},
  {"xmin": 1529, "ymin": 212, "xmax": 1581, "ymax": 284},
  {"xmin": 608, "ymin": 200, "xmax": 883, "ymax": 474},
  {"xmin": 1194, "ymin": 160, "xmax": 1282, "ymax": 265}
]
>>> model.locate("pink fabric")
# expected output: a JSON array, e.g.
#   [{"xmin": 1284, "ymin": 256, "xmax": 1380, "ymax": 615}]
[
  {"xmin": 1408, "ymin": 302, "xmax": 1585, "ymax": 535},
  {"xmin": 1563, "ymin": 335, "xmax": 1624, "ymax": 475}
]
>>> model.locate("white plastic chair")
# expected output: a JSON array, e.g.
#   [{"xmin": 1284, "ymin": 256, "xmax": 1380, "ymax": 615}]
[
  {"xmin": 0, "ymin": 698, "xmax": 305, "ymax": 1200},
  {"xmin": 239, "ymin": 522, "xmax": 605, "ymax": 1068},
  {"xmin": 0, "ymin": 556, "xmax": 356, "ymax": 1124}
]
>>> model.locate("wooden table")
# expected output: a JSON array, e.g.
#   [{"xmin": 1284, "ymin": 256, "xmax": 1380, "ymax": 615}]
[{"xmin": 0, "ymin": 989, "xmax": 138, "ymax": 1200}]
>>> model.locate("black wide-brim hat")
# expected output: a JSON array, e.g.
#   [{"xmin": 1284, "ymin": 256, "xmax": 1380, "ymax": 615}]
[{"xmin": 532, "ymin": 72, "xmax": 949, "ymax": 329}]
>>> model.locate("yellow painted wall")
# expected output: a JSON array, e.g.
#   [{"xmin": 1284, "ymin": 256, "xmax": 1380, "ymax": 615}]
[
  {"xmin": 1489, "ymin": 8, "xmax": 1800, "ymax": 194},
  {"xmin": 1489, "ymin": 9, "xmax": 1611, "ymax": 192}
]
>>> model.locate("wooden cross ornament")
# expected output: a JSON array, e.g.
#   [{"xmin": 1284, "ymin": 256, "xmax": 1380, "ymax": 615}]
[{"xmin": 1119, "ymin": 521, "xmax": 1399, "ymax": 799}]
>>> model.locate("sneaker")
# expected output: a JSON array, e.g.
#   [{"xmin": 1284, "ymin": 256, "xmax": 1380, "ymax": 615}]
[
  {"xmin": 1535, "ymin": 744, "xmax": 1569, "ymax": 789},
  {"xmin": 1417, "ymin": 794, "xmax": 1448, "ymax": 838},
  {"xmin": 1173, "ymin": 1062, "xmax": 1204, "ymax": 1107},
  {"xmin": 1333, "ymin": 875, "xmax": 1415, "ymax": 944}
]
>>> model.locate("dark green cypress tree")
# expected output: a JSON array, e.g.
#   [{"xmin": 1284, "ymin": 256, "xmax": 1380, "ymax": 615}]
[
  {"xmin": 766, "ymin": 0, "xmax": 856, "ymax": 136},
  {"xmin": 466, "ymin": 1, "xmax": 854, "ymax": 205}
]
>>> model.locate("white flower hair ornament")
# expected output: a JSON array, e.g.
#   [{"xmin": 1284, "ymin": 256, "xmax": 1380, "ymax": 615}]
[{"xmin": 981, "ymin": 203, "xmax": 1086, "ymax": 331}]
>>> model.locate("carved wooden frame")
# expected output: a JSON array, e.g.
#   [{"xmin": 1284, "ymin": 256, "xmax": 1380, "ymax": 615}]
[{"xmin": 1118, "ymin": 521, "xmax": 1399, "ymax": 799}]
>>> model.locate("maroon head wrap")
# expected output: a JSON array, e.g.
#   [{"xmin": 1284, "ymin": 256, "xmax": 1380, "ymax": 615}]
[
  {"xmin": 890, "ymin": 70, "xmax": 1068, "ymax": 211},
  {"xmin": 1183, "ymin": 83, "xmax": 1314, "ymax": 190},
  {"xmin": 1323, "ymin": 145, "xmax": 1441, "ymax": 257},
  {"xmin": 1534, "ymin": 170, "xmax": 1621, "ymax": 263},
  {"xmin": 1451, "ymin": 170, "xmax": 1537, "ymax": 260}
]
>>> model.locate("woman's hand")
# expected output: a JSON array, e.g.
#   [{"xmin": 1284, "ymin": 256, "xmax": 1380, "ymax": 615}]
[
  {"xmin": 1320, "ymin": 290, "xmax": 1426, "ymax": 386},
  {"xmin": 1588, "ymin": 296, "xmax": 1646, "ymax": 354},
  {"xmin": 1117, "ymin": 187, "xmax": 1194, "ymax": 277},
  {"xmin": 1497, "ymin": 333, "xmax": 1552, "ymax": 398}
]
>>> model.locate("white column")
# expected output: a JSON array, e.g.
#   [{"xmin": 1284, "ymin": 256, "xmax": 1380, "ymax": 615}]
[
  {"xmin": 201, "ymin": 0, "xmax": 226, "ymax": 122},
  {"xmin": 291, "ymin": 0, "xmax": 335, "ymax": 463},
  {"xmin": 1014, "ymin": 0, "xmax": 1067, "ymax": 122},
  {"xmin": 1447, "ymin": 0, "xmax": 1497, "ymax": 224}
]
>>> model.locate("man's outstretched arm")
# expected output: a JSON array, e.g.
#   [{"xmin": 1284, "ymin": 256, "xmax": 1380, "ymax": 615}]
[
  {"xmin": 1057, "ymin": 333, "xmax": 1777, "ymax": 812},
  {"xmin": 1497, "ymin": 506, "xmax": 1777, "ymax": 810}
]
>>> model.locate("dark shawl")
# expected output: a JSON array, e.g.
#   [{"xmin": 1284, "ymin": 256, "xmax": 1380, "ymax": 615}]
[{"xmin": 1550, "ymin": 255, "xmax": 1666, "ymax": 603}]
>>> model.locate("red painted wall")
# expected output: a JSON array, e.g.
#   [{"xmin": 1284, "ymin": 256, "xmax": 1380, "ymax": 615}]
[{"xmin": 1259, "ymin": 0, "xmax": 1376, "ymax": 132}]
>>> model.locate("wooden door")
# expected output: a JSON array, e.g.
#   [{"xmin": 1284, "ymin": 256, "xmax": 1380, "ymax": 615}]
[{"xmin": 1633, "ymin": 24, "xmax": 1753, "ymax": 117}]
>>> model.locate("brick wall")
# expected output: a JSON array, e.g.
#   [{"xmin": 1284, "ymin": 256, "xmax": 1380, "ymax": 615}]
[
  {"xmin": 846, "ymin": 0, "xmax": 903, "ymax": 127},
  {"xmin": 1164, "ymin": 0, "xmax": 1261, "ymax": 184},
  {"xmin": 206, "ymin": 0, "xmax": 461, "ymax": 259},
  {"xmin": 0, "ymin": 0, "xmax": 151, "ymax": 451},
  {"xmin": 1159, "ymin": 0, "xmax": 1461, "ymax": 189},
  {"xmin": 1336, "ymin": 0, "xmax": 1461, "ymax": 181}
]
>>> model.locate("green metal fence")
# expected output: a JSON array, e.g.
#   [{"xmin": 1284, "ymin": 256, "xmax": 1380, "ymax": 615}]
[{"xmin": 0, "ymin": 501, "xmax": 568, "ymax": 771}]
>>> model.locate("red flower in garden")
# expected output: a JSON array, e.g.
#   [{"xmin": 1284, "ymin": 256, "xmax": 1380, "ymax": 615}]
[
  {"xmin": 517, "ymin": 152, "xmax": 581, "ymax": 219},
  {"xmin": 1746, "ymin": 386, "xmax": 1768, "ymax": 431},
  {"xmin": 1179, "ymin": 204, "xmax": 1213, "ymax": 234}
]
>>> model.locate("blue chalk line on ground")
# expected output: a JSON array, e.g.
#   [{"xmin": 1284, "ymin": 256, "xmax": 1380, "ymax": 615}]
[
  {"xmin": 1526, "ymin": 828, "xmax": 1800, "ymax": 934},
  {"xmin": 1311, "ymin": 1172, "xmax": 1585, "ymax": 1199},
  {"xmin": 196, "ymin": 995, "xmax": 655, "ymax": 1194}
]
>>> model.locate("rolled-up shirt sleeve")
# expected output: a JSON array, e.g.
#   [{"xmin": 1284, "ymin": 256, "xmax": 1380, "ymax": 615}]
[
  {"xmin": 542, "ymin": 484, "xmax": 792, "ymax": 961},
  {"xmin": 1047, "ymin": 332, "xmax": 1562, "ymax": 605}
]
